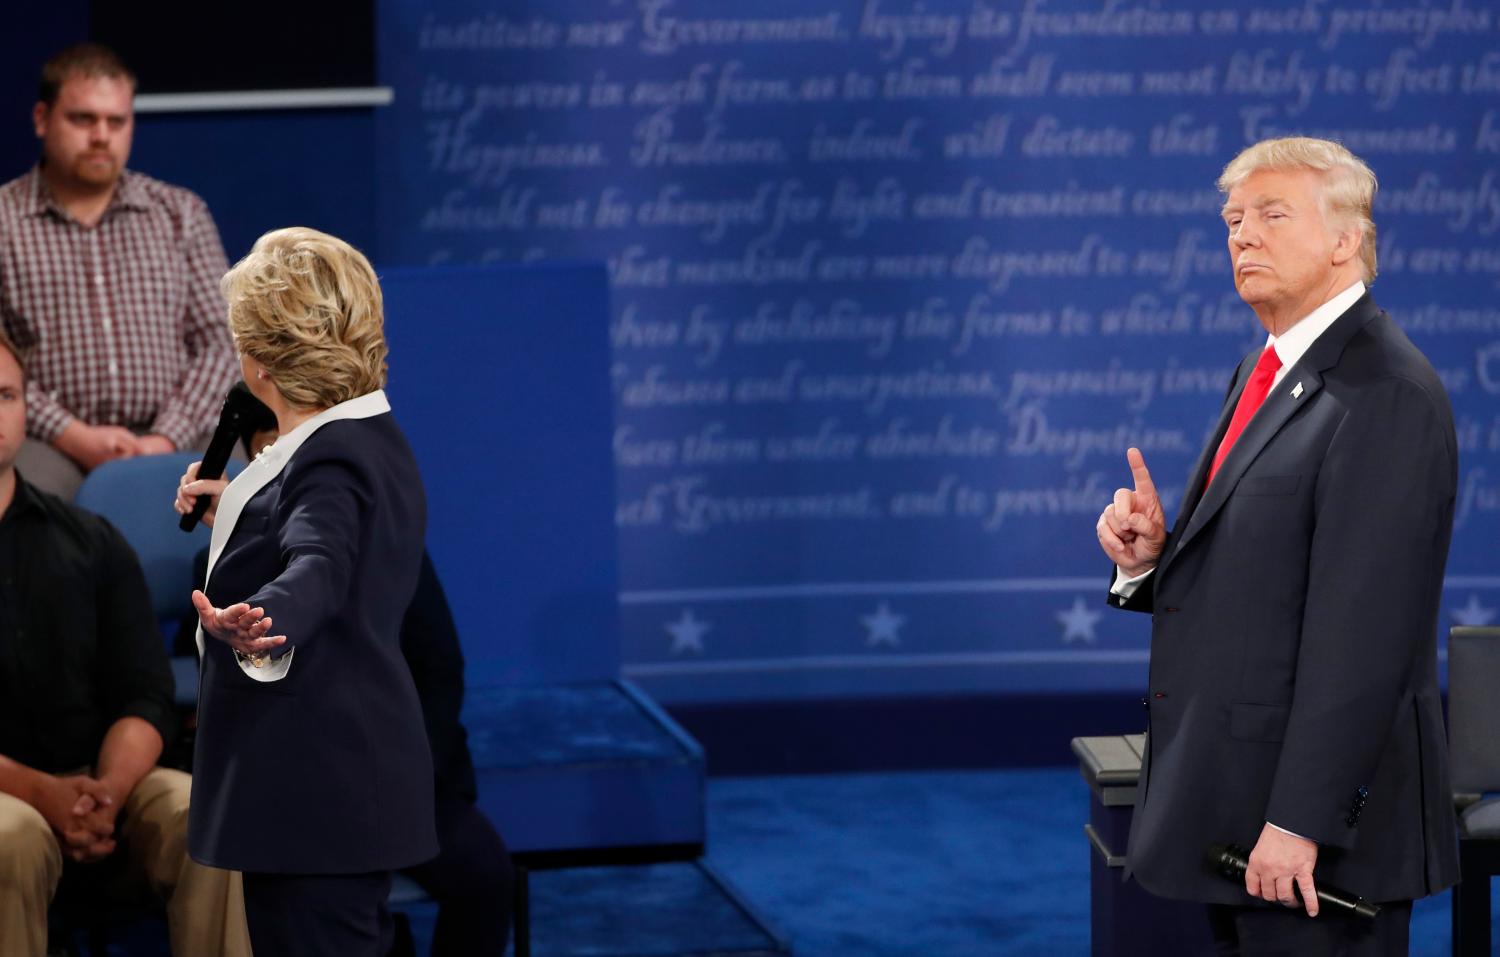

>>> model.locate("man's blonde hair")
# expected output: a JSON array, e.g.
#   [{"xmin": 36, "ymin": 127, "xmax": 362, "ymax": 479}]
[
  {"xmin": 223, "ymin": 227, "xmax": 387, "ymax": 411},
  {"xmin": 1217, "ymin": 137, "xmax": 1379, "ymax": 284}
]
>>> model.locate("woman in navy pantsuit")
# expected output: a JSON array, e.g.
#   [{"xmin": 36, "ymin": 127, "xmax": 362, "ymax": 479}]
[{"xmin": 176, "ymin": 227, "xmax": 437, "ymax": 956}]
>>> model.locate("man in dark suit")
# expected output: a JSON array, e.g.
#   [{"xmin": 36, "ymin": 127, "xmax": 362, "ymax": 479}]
[{"xmin": 1097, "ymin": 137, "xmax": 1459, "ymax": 953}]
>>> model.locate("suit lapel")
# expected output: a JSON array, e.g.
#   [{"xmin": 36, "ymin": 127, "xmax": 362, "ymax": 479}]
[
  {"xmin": 1161, "ymin": 293, "xmax": 1381, "ymax": 572},
  {"xmin": 196, "ymin": 451, "xmax": 288, "ymax": 659},
  {"xmin": 1169, "ymin": 367, "xmax": 1325, "ymax": 562},
  {"xmin": 1157, "ymin": 351, "xmax": 1255, "ymax": 580}
]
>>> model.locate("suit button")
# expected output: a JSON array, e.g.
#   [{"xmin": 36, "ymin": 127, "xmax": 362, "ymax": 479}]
[
  {"xmin": 1164, "ymin": 606, "xmax": 1180, "ymax": 613},
  {"xmin": 1153, "ymin": 692, "xmax": 1168, "ymax": 699}
]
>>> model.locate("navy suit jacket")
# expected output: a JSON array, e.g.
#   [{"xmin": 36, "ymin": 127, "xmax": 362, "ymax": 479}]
[
  {"xmin": 188, "ymin": 412, "xmax": 438, "ymax": 874},
  {"xmin": 1111, "ymin": 293, "xmax": 1460, "ymax": 904}
]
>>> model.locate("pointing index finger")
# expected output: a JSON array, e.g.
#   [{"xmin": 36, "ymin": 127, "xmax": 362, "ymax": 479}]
[{"xmin": 1127, "ymin": 447, "xmax": 1157, "ymax": 501}]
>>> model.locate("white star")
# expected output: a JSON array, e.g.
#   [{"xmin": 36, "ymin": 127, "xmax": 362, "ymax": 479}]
[
  {"xmin": 664, "ymin": 609, "xmax": 711, "ymax": 655},
  {"xmin": 1057, "ymin": 596, "xmax": 1102, "ymax": 645},
  {"xmin": 861, "ymin": 602, "xmax": 906, "ymax": 648},
  {"xmin": 1452, "ymin": 594, "xmax": 1496, "ymax": 627}
]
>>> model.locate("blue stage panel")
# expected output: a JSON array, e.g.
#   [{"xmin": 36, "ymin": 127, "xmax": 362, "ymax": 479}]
[{"xmin": 382, "ymin": 263, "xmax": 620, "ymax": 686}]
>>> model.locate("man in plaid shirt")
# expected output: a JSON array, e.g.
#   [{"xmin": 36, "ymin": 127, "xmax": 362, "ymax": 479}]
[{"xmin": 0, "ymin": 44, "xmax": 237, "ymax": 499}]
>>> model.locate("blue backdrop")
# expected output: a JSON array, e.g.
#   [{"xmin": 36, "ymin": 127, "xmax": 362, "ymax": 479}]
[
  {"xmin": 373, "ymin": 0, "xmax": 1500, "ymax": 703},
  {"xmin": 3, "ymin": 3, "xmax": 1496, "ymax": 704}
]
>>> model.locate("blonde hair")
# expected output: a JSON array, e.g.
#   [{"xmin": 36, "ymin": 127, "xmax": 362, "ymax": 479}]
[
  {"xmin": 1217, "ymin": 137, "xmax": 1379, "ymax": 284},
  {"xmin": 223, "ymin": 227, "xmax": 388, "ymax": 411}
]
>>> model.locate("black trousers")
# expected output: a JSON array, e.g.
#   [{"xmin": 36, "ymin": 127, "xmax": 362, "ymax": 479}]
[
  {"xmin": 396, "ymin": 792, "xmax": 515, "ymax": 956},
  {"xmin": 1207, "ymin": 900, "xmax": 1412, "ymax": 957},
  {"xmin": 243, "ymin": 870, "xmax": 394, "ymax": 957}
]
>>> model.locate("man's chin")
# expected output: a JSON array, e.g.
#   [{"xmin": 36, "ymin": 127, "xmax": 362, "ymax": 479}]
[
  {"xmin": 71, "ymin": 161, "xmax": 120, "ymax": 188},
  {"xmin": 1234, "ymin": 277, "xmax": 1271, "ymax": 305}
]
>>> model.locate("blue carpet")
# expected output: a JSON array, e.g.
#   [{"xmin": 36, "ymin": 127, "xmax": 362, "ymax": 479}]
[
  {"xmin": 73, "ymin": 767, "xmax": 1495, "ymax": 955},
  {"xmin": 705, "ymin": 768, "xmax": 1091, "ymax": 956},
  {"xmin": 703, "ymin": 768, "xmax": 1482, "ymax": 957}
]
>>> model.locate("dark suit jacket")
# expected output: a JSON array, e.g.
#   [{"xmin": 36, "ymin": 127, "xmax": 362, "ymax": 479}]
[
  {"xmin": 188, "ymin": 413, "xmax": 439, "ymax": 874},
  {"xmin": 180, "ymin": 546, "xmax": 479, "ymax": 803},
  {"xmin": 1110, "ymin": 293, "xmax": 1460, "ymax": 904}
]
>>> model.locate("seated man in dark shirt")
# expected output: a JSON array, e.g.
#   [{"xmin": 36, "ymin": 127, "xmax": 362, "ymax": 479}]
[
  {"xmin": 178, "ymin": 392, "xmax": 515, "ymax": 955},
  {"xmin": 0, "ymin": 331, "xmax": 248, "ymax": 956}
]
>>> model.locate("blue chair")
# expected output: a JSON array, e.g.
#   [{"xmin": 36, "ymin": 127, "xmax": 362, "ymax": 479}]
[{"xmin": 75, "ymin": 452, "xmax": 238, "ymax": 705}]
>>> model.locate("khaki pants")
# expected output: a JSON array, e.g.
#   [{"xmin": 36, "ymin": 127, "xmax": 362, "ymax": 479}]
[{"xmin": 0, "ymin": 767, "xmax": 250, "ymax": 957}]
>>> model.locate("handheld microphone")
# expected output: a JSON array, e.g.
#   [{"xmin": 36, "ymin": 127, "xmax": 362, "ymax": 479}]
[
  {"xmin": 179, "ymin": 381, "xmax": 260, "ymax": 532},
  {"xmin": 1207, "ymin": 843, "xmax": 1380, "ymax": 921}
]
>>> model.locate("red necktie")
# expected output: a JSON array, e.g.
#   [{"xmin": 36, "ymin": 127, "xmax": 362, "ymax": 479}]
[{"xmin": 1207, "ymin": 346, "xmax": 1282, "ymax": 486}]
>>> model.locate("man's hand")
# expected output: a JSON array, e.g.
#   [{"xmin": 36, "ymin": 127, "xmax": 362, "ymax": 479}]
[
  {"xmin": 69, "ymin": 783, "xmax": 123, "ymax": 862},
  {"xmin": 54, "ymin": 421, "xmax": 140, "ymax": 470},
  {"xmin": 134, "ymin": 434, "xmax": 177, "ymax": 456},
  {"xmin": 1096, "ymin": 447, "xmax": 1167, "ymax": 578},
  {"xmin": 191, "ymin": 591, "xmax": 287, "ymax": 661},
  {"xmin": 30, "ymin": 772, "xmax": 118, "ymax": 861},
  {"xmin": 1246, "ymin": 823, "xmax": 1320, "ymax": 917}
]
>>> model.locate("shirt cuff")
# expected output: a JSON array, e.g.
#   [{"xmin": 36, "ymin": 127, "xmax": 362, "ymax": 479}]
[
  {"xmin": 236, "ymin": 647, "xmax": 294, "ymax": 682},
  {"xmin": 148, "ymin": 409, "xmax": 198, "ymax": 451},
  {"xmin": 1110, "ymin": 566, "xmax": 1154, "ymax": 599},
  {"xmin": 25, "ymin": 389, "xmax": 76, "ymax": 444},
  {"xmin": 1267, "ymin": 821, "xmax": 1316, "ymax": 844}
]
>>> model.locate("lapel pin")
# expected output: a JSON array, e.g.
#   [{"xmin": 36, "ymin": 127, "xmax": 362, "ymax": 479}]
[{"xmin": 1291, "ymin": 381, "xmax": 1304, "ymax": 399}]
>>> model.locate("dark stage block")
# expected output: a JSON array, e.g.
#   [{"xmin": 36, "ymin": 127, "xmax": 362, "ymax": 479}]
[
  {"xmin": 1073, "ymin": 735, "xmax": 1213, "ymax": 956},
  {"xmin": 465, "ymin": 680, "xmax": 706, "ymax": 857}
]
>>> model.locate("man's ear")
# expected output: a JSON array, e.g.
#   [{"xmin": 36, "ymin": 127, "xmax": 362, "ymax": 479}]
[
  {"xmin": 1330, "ymin": 220, "xmax": 1361, "ymax": 268},
  {"xmin": 32, "ymin": 102, "xmax": 48, "ymax": 140}
]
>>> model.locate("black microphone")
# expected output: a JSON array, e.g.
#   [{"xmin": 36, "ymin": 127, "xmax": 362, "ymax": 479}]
[
  {"xmin": 1208, "ymin": 844, "xmax": 1380, "ymax": 921},
  {"xmin": 179, "ymin": 381, "xmax": 261, "ymax": 532}
]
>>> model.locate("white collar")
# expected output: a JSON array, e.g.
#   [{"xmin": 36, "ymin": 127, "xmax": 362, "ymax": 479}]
[
  {"xmin": 1266, "ymin": 281, "xmax": 1365, "ymax": 385},
  {"xmin": 251, "ymin": 389, "xmax": 391, "ymax": 471}
]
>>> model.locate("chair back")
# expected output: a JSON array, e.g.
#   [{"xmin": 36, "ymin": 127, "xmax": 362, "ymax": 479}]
[
  {"xmin": 1448, "ymin": 625, "xmax": 1500, "ymax": 793},
  {"xmin": 75, "ymin": 453, "xmax": 217, "ymax": 622}
]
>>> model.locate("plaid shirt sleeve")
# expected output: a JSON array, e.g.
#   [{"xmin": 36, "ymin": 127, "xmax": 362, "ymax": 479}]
[
  {"xmin": 148, "ymin": 194, "xmax": 236, "ymax": 448},
  {"xmin": 0, "ymin": 185, "xmax": 77, "ymax": 442},
  {"xmin": 21, "ymin": 368, "xmax": 79, "ymax": 443}
]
